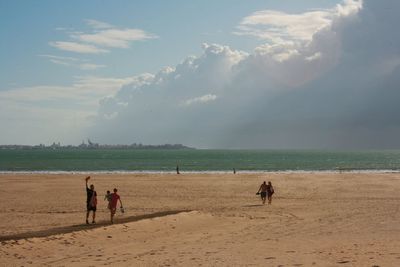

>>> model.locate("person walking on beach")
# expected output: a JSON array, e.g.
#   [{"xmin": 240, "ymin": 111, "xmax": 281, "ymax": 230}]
[
  {"xmin": 257, "ymin": 181, "xmax": 268, "ymax": 204},
  {"xmin": 104, "ymin": 190, "xmax": 112, "ymax": 210},
  {"xmin": 266, "ymin": 181, "xmax": 274, "ymax": 204},
  {"xmin": 85, "ymin": 176, "xmax": 97, "ymax": 224},
  {"xmin": 110, "ymin": 188, "xmax": 123, "ymax": 224}
]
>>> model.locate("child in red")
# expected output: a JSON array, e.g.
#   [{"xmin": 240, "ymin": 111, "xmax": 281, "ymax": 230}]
[{"xmin": 110, "ymin": 188, "xmax": 123, "ymax": 224}]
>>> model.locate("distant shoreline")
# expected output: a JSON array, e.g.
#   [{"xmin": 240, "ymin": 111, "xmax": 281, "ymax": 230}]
[{"xmin": 0, "ymin": 144, "xmax": 195, "ymax": 150}]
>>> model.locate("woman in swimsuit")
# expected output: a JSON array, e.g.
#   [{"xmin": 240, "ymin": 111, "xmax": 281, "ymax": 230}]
[{"xmin": 266, "ymin": 181, "xmax": 274, "ymax": 204}]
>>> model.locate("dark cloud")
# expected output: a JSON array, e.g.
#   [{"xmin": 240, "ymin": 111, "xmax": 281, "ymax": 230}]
[{"xmin": 90, "ymin": 0, "xmax": 400, "ymax": 149}]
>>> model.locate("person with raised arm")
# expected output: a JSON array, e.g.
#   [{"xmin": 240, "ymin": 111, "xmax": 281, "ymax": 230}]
[{"xmin": 85, "ymin": 176, "xmax": 97, "ymax": 224}]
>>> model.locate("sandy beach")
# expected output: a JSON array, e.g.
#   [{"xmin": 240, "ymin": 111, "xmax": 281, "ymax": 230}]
[{"xmin": 1, "ymin": 172, "xmax": 400, "ymax": 266}]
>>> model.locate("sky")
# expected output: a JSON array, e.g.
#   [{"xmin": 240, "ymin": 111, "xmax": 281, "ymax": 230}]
[{"xmin": 1, "ymin": 0, "xmax": 400, "ymax": 149}]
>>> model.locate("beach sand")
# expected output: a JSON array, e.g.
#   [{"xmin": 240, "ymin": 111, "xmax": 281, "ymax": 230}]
[{"xmin": 1, "ymin": 172, "xmax": 400, "ymax": 266}]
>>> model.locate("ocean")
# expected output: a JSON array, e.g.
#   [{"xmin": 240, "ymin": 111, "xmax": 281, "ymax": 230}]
[{"xmin": 1, "ymin": 149, "xmax": 400, "ymax": 173}]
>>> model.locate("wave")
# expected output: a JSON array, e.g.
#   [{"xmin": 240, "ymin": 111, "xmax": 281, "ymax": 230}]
[{"xmin": 1, "ymin": 169, "xmax": 400, "ymax": 175}]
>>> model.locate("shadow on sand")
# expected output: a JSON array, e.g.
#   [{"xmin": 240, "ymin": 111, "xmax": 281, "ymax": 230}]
[
  {"xmin": 0, "ymin": 210, "xmax": 191, "ymax": 242},
  {"xmin": 242, "ymin": 204, "xmax": 264, "ymax": 207}
]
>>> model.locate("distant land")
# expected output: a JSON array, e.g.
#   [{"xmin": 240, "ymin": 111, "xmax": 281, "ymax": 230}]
[{"xmin": 0, "ymin": 139, "xmax": 194, "ymax": 150}]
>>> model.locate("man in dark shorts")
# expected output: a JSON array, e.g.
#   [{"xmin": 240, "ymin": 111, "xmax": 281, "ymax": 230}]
[
  {"xmin": 257, "ymin": 181, "xmax": 268, "ymax": 204},
  {"xmin": 85, "ymin": 176, "xmax": 97, "ymax": 224}
]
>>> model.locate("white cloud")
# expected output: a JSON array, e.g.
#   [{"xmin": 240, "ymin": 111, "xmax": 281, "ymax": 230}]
[
  {"xmin": 79, "ymin": 63, "xmax": 106, "ymax": 70},
  {"xmin": 236, "ymin": 10, "xmax": 333, "ymax": 43},
  {"xmin": 38, "ymin": 54, "xmax": 81, "ymax": 62},
  {"xmin": 0, "ymin": 76, "xmax": 132, "ymax": 105},
  {"xmin": 49, "ymin": 41, "xmax": 108, "ymax": 54},
  {"xmin": 74, "ymin": 28, "xmax": 157, "ymax": 48},
  {"xmin": 235, "ymin": 0, "xmax": 362, "ymax": 45},
  {"xmin": 254, "ymin": 42, "xmax": 301, "ymax": 62},
  {"xmin": 0, "ymin": 74, "xmax": 139, "ymax": 144},
  {"xmin": 49, "ymin": 59, "xmax": 72, "ymax": 66},
  {"xmin": 336, "ymin": 0, "xmax": 363, "ymax": 16},
  {"xmin": 50, "ymin": 19, "xmax": 157, "ymax": 54},
  {"xmin": 183, "ymin": 94, "xmax": 217, "ymax": 106},
  {"xmin": 85, "ymin": 19, "xmax": 113, "ymax": 29},
  {"xmin": 305, "ymin": 52, "xmax": 322, "ymax": 61},
  {"xmin": 38, "ymin": 54, "xmax": 106, "ymax": 71}
]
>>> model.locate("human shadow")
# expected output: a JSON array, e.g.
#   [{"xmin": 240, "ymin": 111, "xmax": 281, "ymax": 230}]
[
  {"xmin": 0, "ymin": 209, "xmax": 191, "ymax": 242},
  {"xmin": 242, "ymin": 204, "xmax": 264, "ymax": 207}
]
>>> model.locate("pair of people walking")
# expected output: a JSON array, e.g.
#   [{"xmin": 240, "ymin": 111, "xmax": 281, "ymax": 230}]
[
  {"xmin": 256, "ymin": 181, "xmax": 274, "ymax": 205},
  {"xmin": 104, "ymin": 188, "xmax": 124, "ymax": 224},
  {"xmin": 85, "ymin": 176, "xmax": 123, "ymax": 224}
]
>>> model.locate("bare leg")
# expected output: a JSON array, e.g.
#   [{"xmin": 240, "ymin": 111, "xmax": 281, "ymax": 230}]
[
  {"xmin": 86, "ymin": 211, "xmax": 90, "ymax": 224},
  {"xmin": 268, "ymin": 196, "xmax": 272, "ymax": 204},
  {"xmin": 110, "ymin": 209, "xmax": 115, "ymax": 224},
  {"xmin": 92, "ymin": 212, "xmax": 96, "ymax": 223}
]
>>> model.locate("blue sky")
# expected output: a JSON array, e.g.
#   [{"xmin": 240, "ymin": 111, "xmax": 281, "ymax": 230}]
[
  {"xmin": 1, "ymin": 0, "xmax": 341, "ymax": 88},
  {"xmin": 2, "ymin": 0, "xmax": 400, "ymax": 149}
]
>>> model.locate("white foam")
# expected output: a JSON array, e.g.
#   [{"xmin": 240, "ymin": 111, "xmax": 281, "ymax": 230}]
[{"xmin": 1, "ymin": 169, "xmax": 400, "ymax": 175}]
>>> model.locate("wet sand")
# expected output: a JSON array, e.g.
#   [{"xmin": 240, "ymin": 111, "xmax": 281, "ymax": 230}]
[{"xmin": 1, "ymin": 172, "xmax": 400, "ymax": 266}]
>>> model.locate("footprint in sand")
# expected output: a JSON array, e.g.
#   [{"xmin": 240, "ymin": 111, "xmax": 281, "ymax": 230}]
[
  {"xmin": 337, "ymin": 260, "xmax": 350, "ymax": 264},
  {"xmin": 264, "ymin": 257, "xmax": 275, "ymax": 260}
]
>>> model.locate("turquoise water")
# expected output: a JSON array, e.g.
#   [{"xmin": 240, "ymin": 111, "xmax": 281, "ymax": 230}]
[{"xmin": 1, "ymin": 149, "xmax": 400, "ymax": 172}]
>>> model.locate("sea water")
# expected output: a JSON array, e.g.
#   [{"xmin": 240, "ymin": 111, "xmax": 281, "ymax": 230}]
[{"xmin": 1, "ymin": 149, "xmax": 400, "ymax": 172}]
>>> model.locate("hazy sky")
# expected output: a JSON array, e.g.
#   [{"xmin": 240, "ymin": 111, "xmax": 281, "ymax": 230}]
[{"xmin": 1, "ymin": 0, "xmax": 399, "ymax": 149}]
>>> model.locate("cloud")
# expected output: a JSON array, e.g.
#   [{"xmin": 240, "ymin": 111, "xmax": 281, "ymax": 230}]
[
  {"xmin": 0, "ymin": 76, "xmax": 133, "ymax": 104},
  {"xmin": 0, "ymin": 75, "xmax": 138, "ymax": 144},
  {"xmin": 74, "ymin": 28, "xmax": 157, "ymax": 48},
  {"xmin": 50, "ymin": 19, "xmax": 157, "ymax": 54},
  {"xmin": 235, "ymin": 0, "xmax": 362, "ymax": 45},
  {"xmin": 38, "ymin": 54, "xmax": 106, "ymax": 71},
  {"xmin": 85, "ymin": 19, "xmax": 113, "ymax": 29},
  {"xmin": 78, "ymin": 63, "xmax": 106, "ymax": 70},
  {"xmin": 305, "ymin": 52, "xmax": 321, "ymax": 62},
  {"xmin": 49, "ymin": 41, "xmax": 108, "ymax": 54},
  {"xmin": 336, "ymin": 0, "xmax": 363, "ymax": 16},
  {"xmin": 38, "ymin": 54, "xmax": 81, "ymax": 62},
  {"xmin": 87, "ymin": 0, "xmax": 400, "ymax": 149},
  {"xmin": 183, "ymin": 94, "xmax": 217, "ymax": 106},
  {"xmin": 236, "ymin": 10, "xmax": 333, "ymax": 43},
  {"xmin": 6, "ymin": 0, "xmax": 398, "ymax": 149}
]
